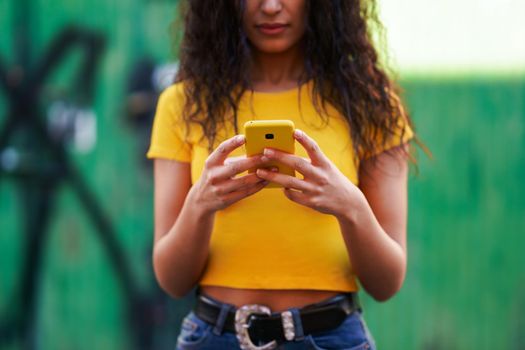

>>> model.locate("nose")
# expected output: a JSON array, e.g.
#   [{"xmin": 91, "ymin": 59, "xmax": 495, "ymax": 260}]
[{"xmin": 260, "ymin": 0, "xmax": 283, "ymax": 15}]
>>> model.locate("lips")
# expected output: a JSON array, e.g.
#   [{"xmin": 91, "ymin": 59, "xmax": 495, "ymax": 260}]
[{"xmin": 257, "ymin": 23, "xmax": 288, "ymax": 35}]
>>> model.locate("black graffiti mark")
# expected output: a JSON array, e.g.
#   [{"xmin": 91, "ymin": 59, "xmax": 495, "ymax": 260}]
[{"xmin": 0, "ymin": 26, "xmax": 164, "ymax": 350}]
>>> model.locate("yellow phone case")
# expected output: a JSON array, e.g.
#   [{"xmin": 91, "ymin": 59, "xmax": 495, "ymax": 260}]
[{"xmin": 244, "ymin": 120, "xmax": 295, "ymax": 188}]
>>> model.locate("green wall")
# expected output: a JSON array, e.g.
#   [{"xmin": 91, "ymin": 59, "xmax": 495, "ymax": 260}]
[
  {"xmin": 364, "ymin": 78, "xmax": 525, "ymax": 350},
  {"xmin": 1, "ymin": 1, "xmax": 524, "ymax": 349}
]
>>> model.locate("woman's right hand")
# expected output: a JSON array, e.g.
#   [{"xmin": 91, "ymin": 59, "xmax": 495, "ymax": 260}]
[{"xmin": 188, "ymin": 134, "xmax": 270, "ymax": 214}]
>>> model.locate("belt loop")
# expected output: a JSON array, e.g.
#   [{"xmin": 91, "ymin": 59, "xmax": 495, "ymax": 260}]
[
  {"xmin": 289, "ymin": 308, "xmax": 305, "ymax": 341},
  {"xmin": 352, "ymin": 292, "xmax": 363, "ymax": 313},
  {"xmin": 212, "ymin": 302, "xmax": 234, "ymax": 336}
]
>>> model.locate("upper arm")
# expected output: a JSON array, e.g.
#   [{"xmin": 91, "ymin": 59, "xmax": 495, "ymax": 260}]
[
  {"xmin": 358, "ymin": 144, "xmax": 409, "ymax": 251},
  {"xmin": 152, "ymin": 158, "xmax": 192, "ymax": 244}
]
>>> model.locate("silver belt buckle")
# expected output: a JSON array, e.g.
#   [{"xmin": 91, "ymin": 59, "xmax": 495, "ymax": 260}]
[{"xmin": 234, "ymin": 304, "xmax": 277, "ymax": 350}]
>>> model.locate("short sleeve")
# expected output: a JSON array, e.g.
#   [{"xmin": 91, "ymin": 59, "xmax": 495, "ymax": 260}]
[{"xmin": 146, "ymin": 84, "xmax": 192, "ymax": 162}]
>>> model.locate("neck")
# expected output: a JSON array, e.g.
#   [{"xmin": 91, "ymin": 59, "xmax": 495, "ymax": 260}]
[{"xmin": 249, "ymin": 44, "xmax": 305, "ymax": 92}]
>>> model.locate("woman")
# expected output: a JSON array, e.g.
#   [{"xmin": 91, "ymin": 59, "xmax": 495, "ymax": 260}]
[{"xmin": 147, "ymin": 0, "xmax": 416, "ymax": 349}]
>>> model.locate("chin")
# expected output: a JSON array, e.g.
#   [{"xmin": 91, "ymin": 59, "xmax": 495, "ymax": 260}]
[{"xmin": 253, "ymin": 42, "xmax": 296, "ymax": 54}]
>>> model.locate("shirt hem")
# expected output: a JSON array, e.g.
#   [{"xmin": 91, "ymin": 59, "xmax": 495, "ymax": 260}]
[
  {"xmin": 198, "ymin": 280, "xmax": 359, "ymax": 293},
  {"xmin": 146, "ymin": 148, "xmax": 191, "ymax": 162}
]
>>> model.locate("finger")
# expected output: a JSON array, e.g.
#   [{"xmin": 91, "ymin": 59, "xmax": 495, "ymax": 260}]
[
  {"xmin": 215, "ymin": 173, "xmax": 264, "ymax": 195},
  {"xmin": 293, "ymin": 129, "xmax": 329, "ymax": 167},
  {"xmin": 213, "ymin": 154, "xmax": 269, "ymax": 181},
  {"xmin": 224, "ymin": 154, "xmax": 265, "ymax": 165},
  {"xmin": 221, "ymin": 178, "xmax": 269, "ymax": 204},
  {"xmin": 262, "ymin": 148, "xmax": 319, "ymax": 178},
  {"xmin": 206, "ymin": 135, "xmax": 245, "ymax": 166},
  {"xmin": 283, "ymin": 188, "xmax": 311, "ymax": 207},
  {"xmin": 256, "ymin": 168, "xmax": 316, "ymax": 192}
]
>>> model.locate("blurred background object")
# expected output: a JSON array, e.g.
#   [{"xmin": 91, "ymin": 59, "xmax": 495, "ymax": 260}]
[
  {"xmin": 0, "ymin": 0, "xmax": 524, "ymax": 349},
  {"xmin": 0, "ymin": 1, "xmax": 184, "ymax": 349}
]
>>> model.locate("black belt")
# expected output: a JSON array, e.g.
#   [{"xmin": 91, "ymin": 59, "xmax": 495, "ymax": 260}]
[{"xmin": 193, "ymin": 288, "xmax": 360, "ymax": 345}]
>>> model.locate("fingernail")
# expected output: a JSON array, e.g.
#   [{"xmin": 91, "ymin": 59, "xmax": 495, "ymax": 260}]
[
  {"xmin": 294, "ymin": 129, "xmax": 303, "ymax": 138},
  {"xmin": 261, "ymin": 156, "xmax": 269, "ymax": 162},
  {"xmin": 257, "ymin": 169, "xmax": 267, "ymax": 176},
  {"xmin": 237, "ymin": 135, "xmax": 245, "ymax": 143},
  {"xmin": 270, "ymin": 167, "xmax": 278, "ymax": 172},
  {"xmin": 264, "ymin": 148, "xmax": 273, "ymax": 156}
]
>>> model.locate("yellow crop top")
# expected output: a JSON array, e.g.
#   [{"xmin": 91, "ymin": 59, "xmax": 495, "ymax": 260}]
[{"xmin": 146, "ymin": 81, "xmax": 413, "ymax": 292}]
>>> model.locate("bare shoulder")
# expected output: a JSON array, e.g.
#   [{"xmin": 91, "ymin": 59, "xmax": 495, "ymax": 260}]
[{"xmin": 359, "ymin": 144, "xmax": 409, "ymax": 187}]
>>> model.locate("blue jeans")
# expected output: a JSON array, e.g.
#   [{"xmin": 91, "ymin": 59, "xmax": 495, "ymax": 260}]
[{"xmin": 176, "ymin": 294, "xmax": 377, "ymax": 350}]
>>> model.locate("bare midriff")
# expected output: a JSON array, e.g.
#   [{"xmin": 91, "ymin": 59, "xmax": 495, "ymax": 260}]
[{"xmin": 200, "ymin": 285, "xmax": 342, "ymax": 312}]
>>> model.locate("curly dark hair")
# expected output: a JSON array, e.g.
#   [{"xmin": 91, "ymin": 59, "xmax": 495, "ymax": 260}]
[{"xmin": 173, "ymin": 0, "xmax": 417, "ymax": 162}]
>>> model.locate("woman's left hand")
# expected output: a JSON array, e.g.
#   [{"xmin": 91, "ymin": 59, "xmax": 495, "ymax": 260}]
[{"xmin": 256, "ymin": 129, "xmax": 364, "ymax": 218}]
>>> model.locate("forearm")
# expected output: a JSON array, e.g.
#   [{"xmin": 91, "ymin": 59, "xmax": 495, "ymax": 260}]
[
  {"xmin": 153, "ymin": 189, "xmax": 215, "ymax": 298},
  {"xmin": 336, "ymin": 191, "xmax": 406, "ymax": 301}
]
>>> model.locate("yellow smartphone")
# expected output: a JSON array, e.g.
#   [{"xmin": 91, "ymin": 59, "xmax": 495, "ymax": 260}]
[{"xmin": 244, "ymin": 120, "xmax": 295, "ymax": 188}]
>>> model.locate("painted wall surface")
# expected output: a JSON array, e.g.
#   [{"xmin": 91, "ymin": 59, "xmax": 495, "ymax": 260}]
[
  {"xmin": 365, "ymin": 78, "xmax": 525, "ymax": 350},
  {"xmin": 1, "ymin": 1, "xmax": 524, "ymax": 349}
]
